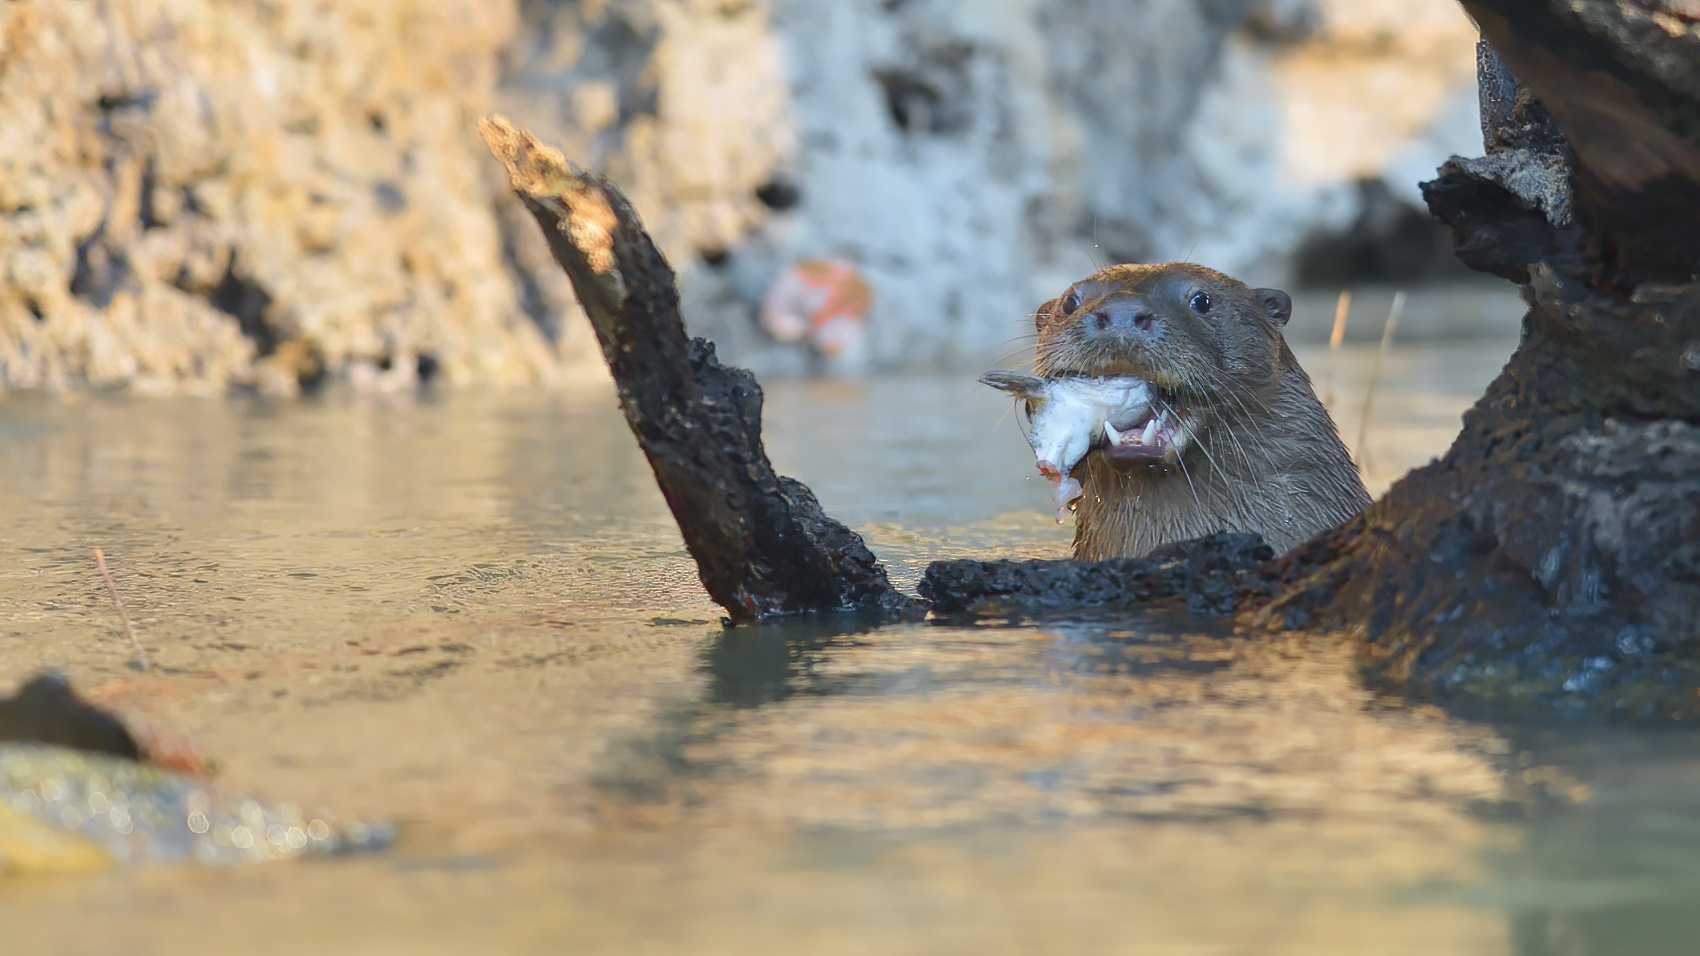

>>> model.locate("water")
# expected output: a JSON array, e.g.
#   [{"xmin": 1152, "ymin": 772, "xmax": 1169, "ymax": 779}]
[
  {"xmin": 0, "ymin": 743, "xmax": 393, "ymax": 865},
  {"xmin": 2, "ymin": 334, "xmax": 1699, "ymax": 954}
]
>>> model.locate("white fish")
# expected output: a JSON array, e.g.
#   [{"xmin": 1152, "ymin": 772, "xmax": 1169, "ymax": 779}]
[{"xmin": 980, "ymin": 371, "xmax": 1153, "ymax": 521}]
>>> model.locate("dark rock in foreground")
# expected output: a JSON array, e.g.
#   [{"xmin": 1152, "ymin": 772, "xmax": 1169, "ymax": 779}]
[{"xmin": 0, "ymin": 673, "xmax": 139, "ymax": 761}]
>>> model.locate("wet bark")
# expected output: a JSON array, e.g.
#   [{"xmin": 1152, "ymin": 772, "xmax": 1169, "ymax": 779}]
[
  {"xmin": 478, "ymin": 116, "xmax": 916, "ymax": 624},
  {"xmin": 1265, "ymin": 2, "xmax": 1700, "ymax": 718},
  {"xmin": 920, "ymin": 533, "xmax": 1275, "ymax": 616}
]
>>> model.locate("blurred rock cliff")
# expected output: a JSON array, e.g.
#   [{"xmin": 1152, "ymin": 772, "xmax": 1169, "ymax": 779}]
[{"xmin": 0, "ymin": 0, "xmax": 1480, "ymax": 393}]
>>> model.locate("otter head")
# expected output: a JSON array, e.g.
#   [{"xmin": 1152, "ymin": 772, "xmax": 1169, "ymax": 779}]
[{"xmin": 1031, "ymin": 262, "xmax": 1291, "ymax": 468}]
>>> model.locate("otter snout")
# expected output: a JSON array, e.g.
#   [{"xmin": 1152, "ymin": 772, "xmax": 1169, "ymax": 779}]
[{"xmin": 1083, "ymin": 294, "xmax": 1161, "ymax": 342}]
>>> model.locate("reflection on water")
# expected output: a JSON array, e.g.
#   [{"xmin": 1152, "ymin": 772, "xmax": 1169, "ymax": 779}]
[
  {"xmin": 705, "ymin": 612, "xmax": 889, "ymax": 709},
  {"xmin": 0, "ymin": 334, "xmax": 1697, "ymax": 954}
]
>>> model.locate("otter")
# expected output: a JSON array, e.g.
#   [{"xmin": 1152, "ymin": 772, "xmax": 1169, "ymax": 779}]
[{"xmin": 1032, "ymin": 262, "xmax": 1371, "ymax": 560}]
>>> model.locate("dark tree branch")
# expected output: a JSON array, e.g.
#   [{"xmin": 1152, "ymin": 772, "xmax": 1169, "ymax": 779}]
[
  {"xmin": 1421, "ymin": 169, "xmax": 1579, "ymax": 284},
  {"xmin": 1464, "ymin": 0, "xmax": 1700, "ymax": 281},
  {"xmin": 478, "ymin": 116, "xmax": 915, "ymax": 624}
]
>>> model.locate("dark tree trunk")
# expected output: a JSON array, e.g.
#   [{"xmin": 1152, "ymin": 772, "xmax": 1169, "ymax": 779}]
[
  {"xmin": 478, "ymin": 117, "xmax": 915, "ymax": 625},
  {"xmin": 1264, "ymin": 2, "xmax": 1700, "ymax": 718}
]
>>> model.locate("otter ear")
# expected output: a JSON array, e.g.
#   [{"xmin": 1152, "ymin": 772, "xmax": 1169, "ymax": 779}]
[
  {"xmin": 1252, "ymin": 288, "xmax": 1292, "ymax": 328},
  {"xmin": 1033, "ymin": 297, "xmax": 1060, "ymax": 333}
]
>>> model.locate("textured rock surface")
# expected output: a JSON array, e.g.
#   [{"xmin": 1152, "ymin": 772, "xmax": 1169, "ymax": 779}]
[
  {"xmin": 0, "ymin": 0, "xmax": 560, "ymax": 394},
  {"xmin": 498, "ymin": 0, "xmax": 1486, "ymax": 375},
  {"xmin": 1, "ymin": 0, "xmax": 1483, "ymax": 393}
]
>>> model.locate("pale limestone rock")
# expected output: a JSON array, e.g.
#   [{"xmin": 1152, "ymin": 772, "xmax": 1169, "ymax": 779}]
[
  {"xmin": 499, "ymin": 0, "xmax": 1485, "ymax": 376},
  {"xmin": 0, "ymin": 0, "xmax": 565, "ymax": 395},
  {"xmin": 2, "ymin": 0, "xmax": 1488, "ymax": 393}
]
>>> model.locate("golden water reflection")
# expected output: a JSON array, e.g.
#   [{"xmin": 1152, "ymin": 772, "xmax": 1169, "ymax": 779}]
[{"xmin": 1, "ymin": 336, "xmax": 1696, "ymax": 954}]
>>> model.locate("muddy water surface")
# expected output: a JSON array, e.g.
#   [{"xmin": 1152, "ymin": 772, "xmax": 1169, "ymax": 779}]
[{"xmin": 3, "ymin": 335, "xmax": 1700, "ymax": 954}]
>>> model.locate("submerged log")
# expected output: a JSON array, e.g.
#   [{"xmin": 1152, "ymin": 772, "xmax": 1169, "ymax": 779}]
[
  {"xmin": 920, "ymin": 533, "xmax": 1275, "ymax": 616},
  {"xmin": 478, "ymin": 116, "xmax": 915, "ymax": 625},
  {"xmin": 1266, "ymin": 2, "xmax": 1700, "ymax": 718}
]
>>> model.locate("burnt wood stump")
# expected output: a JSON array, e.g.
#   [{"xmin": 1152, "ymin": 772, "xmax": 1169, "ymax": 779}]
[
  {"xmin": 1265, "ymin": 2, "xmax": 1700, "ymax": 718},
  {"xmin": 479, "ymin": 116, "xmax": 915, "ymax": 624}
]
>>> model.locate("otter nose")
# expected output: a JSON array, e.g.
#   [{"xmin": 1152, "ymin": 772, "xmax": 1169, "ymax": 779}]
[{"xmin": 1086, "ymin": 298, "xmax": 1158, "ymax": 338}]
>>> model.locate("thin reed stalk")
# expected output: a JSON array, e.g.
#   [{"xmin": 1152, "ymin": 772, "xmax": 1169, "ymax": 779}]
[
  {"xmin": 92, "ymin": 548, "xmax": 149, "ymax": 670},
  {"xmin": 1355, "ymin": 290, "xmax": 1406, "ymax": 477},
  {"xmin": 1325, "ymin": 290, "xmax": 1351, "ymax": 408}
]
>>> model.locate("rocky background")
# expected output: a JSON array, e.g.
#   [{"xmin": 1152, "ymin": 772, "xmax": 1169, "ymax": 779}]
[{"xmin": 0, "ymin": 0, "xmax": 1481, "ymax": 394}]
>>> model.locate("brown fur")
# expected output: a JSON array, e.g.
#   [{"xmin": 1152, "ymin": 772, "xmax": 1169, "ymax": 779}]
[{"xmin": 1033, "ymin": 262, "xmax": 1370, "ymax": 559}]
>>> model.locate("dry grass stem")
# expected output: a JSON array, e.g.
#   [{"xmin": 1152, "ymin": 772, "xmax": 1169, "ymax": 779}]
[
  {"xmin": 1355, "ymin": 290, "xmax": 1406, "ymax": 478},
  {"xmin": 1325, "ymin": 290, "xmax": 1351, "ymax": 407},
  {"xmin": 92, "ymin": 547, "xmax": 149, "ymax": 671}
]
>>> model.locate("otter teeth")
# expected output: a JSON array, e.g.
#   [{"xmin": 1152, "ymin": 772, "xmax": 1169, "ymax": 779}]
[{"xmin": 1106, "ymin": 417, "xmax": 1167, "ymax": 447}]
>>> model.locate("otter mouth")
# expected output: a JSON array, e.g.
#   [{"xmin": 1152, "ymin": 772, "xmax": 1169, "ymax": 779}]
[
  {"xmin": 1037, "ymin": 361, "xmax": 1193, "ymax": 468},
  {"xmin": 1101, "ymin": 407, "xmax": 1183, "ymax": 464}
]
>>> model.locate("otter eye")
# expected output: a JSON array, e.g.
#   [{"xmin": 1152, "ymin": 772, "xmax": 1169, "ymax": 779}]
[
  {"xmin": 1188, "ymin": 290, "xmax": 1212, "ymax": 314},
  {"xmin": 1061, "ymin": 291, "xmax": 1081, "ymax": 314}
]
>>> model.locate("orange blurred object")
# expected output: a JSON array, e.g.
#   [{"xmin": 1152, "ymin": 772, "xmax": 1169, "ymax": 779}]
[{"xmin": 759, "ymin": 257, "xmax": 871, "ymax": 362}]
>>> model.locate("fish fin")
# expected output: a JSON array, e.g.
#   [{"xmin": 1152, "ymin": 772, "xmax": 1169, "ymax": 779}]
[{"xmin": 979, "ymin": 370, "xmax": 1046, "ymax": 397}]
